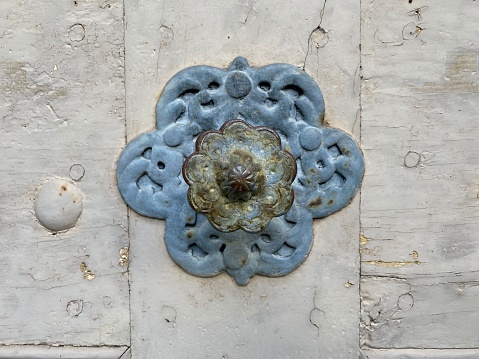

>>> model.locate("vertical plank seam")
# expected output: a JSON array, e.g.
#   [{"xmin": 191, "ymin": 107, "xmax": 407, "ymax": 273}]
[
  {"xmin": 358, "ymin": 0, "xmax": 364, "ymax": 353},
  {"xmin": 121, "ymin": 0, "xmax": 133, "ymax": 356}
]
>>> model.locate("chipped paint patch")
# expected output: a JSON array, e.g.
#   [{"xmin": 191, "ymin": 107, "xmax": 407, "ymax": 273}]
[
  {"xmin": 80, "ymin": 262, "xmax": 96, "ymax": 280},
  {"xmin": 119, "ymin": 246, "xmax": 129, "ymax": 267},
  {"xmin": 360, "ymin": 234, "xmax": 369, "ymax": 245},
  {"xmin": 363, "ymin": 260, "xmax": 422, "ymax": 267}
]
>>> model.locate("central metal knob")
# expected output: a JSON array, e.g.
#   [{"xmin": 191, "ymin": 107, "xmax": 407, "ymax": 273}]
[{"xmin": 227, "ymin": 165, "xmax": 256, "ymax": 193}]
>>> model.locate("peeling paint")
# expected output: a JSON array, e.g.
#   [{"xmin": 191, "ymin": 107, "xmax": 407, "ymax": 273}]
[
  {"xmin": 119, "ymin": 246, "xmax": 129, "ymax": 267},
  {"xmin": 360, "ymin": 234, "xmax": 369, "ymax": 245},
  {"xmin": 344, "ymin": 281, "xmax": 354, "ymax": 288},
  {"xmin": 80, "ymin": 262, "xmax": 96, "ymax": 280},
  {"xmin": 363, "ymin": 260, "xmax": 422, "ymax": 267}
]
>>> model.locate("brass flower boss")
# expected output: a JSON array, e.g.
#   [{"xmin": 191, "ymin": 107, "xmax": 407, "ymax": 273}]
[
  {"xmin": 117, "ymin": 57, "xmax": 364, "ymax": 285},
  {"xmin": 183, "ymin": 119, "xmax": 296, "ymax": 233}
]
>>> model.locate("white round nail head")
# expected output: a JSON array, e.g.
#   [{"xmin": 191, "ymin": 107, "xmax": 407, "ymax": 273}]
[{"xmin": 34, "ymin": 178, "xmax": 83, "ymax": 232}]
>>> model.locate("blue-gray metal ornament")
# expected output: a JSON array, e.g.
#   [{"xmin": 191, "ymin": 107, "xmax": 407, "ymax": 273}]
[{"xmin": 117, "ymin": 57, "xmax": 364, "ymax": 285}]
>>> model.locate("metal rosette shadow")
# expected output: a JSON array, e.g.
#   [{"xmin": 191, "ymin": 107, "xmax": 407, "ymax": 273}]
[{"xmin": 117, "ymin": 57, "xmax": 364, "ymax": 285}]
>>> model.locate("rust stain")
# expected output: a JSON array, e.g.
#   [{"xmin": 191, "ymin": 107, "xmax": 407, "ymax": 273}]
[
  {"xmin": 308, "ymin": 197, "xmax": 323, "ymax": 207},
  {"xmin": 59, "ymin": 184, "xmax": 68, "ymax": 196}
]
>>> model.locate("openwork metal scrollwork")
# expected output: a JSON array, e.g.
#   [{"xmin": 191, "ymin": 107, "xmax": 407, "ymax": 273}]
[{"xmin": 117, "ymin": 57, "xmax": 364, "ymax": 285}]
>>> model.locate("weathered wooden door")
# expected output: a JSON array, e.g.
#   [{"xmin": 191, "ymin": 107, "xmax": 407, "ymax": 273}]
[{"xmin": 1, "ymin": 1, "xmax": 477, "ymax": 358}]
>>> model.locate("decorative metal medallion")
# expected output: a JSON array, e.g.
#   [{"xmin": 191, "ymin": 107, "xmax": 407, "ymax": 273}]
[{"xmin": 117, "ymin": 57, "xmax": 364, "ymax": 285}]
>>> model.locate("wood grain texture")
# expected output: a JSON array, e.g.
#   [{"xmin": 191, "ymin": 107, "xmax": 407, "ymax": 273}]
[
  {"xmin": 362, "ymin": 349, "xmax": 479, "ymax": 359},
  {"xmin": 0, "ymin": 345, "xmax": 129, "ymax": 359},
  {"xmin": 125, "ymin": 0, "xmax": 361, "ymax": 358},
  {"xmin": 0, "ymin": 0, "xmax": 129, "ymax": 346},
  {"xmin": 361, "ymin": 275, "xmax": 479, "ymax": 349},
  {"xmin": 360, "ymin": 0, "xmax": 479, "ymax": 350}
]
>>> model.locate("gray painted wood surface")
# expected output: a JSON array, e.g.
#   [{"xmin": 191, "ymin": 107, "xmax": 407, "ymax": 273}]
[
  {"xmin": 360, "ymin": 0, "xmax": 479, "ymax": 353},
  {"xmin": 362, "ymin": 349, "xmax": 479, "ymax": 359},
  {"xmin": 0, "ymin": 0, "xmax": 129, "ymax": 348},
  {"xmin": 1, "ymin": 0, "xmax": 478, "ymax": 358},
  {"xmin": 0, "ymin": 346, "xmax": 129, "ymax": 359},
  {"xmin": 125, "ymin": 0, "xmax": 361, "ymax": 358}
]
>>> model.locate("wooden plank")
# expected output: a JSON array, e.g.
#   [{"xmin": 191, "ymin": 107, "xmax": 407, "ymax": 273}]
[
  {"xmin": 362, "ymin": 349, "xmax": 479, "ymax": 359},
  {"xmin": 361, "ymin": 275, "xmax": 479, "ymax": 349},
  {"xmin": 125, "ymin": 0, "xmax": 361, "ymax": 357},
  {"xmin": 360, "ymin": 0, "xmax": 479, "ymax": 349},
  {"xmin": 0, "ymin": 0, "xmax": 129, "ymax": 346},
  {"xmin": 0, "ymin": 346, "xmax": 129, "ymax": 359}
]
